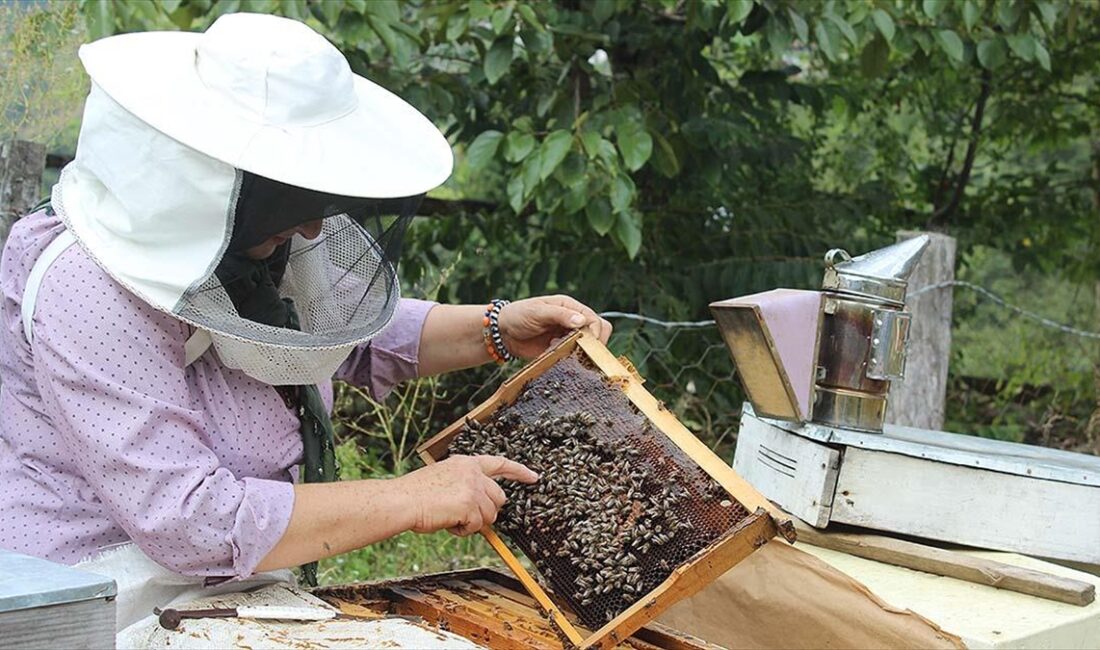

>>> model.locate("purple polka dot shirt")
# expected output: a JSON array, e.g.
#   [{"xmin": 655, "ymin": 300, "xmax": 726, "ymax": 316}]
[{"xmin": 0, "ymin": 209, "xmax": 435, "ymax": 579}]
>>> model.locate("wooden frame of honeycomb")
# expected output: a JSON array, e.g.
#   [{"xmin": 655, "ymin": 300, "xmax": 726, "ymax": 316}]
[{"xmin": 417, "ymin": 331, "xmax": 795, "ymax": 649}]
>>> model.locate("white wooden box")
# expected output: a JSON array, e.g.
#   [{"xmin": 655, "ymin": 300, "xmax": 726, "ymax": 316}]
[
  {"xmin": 734, "ymin": 405, "xmax": 1100, "ymax": 564},
  {"xmin": 0, "ymin": 550, "xmax": 116, "ymax": 649}
]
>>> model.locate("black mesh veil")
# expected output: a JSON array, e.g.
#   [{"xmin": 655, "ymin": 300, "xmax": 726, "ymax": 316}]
[{"xmin": 174, "ymin": 170, "xmax": 421, "ymax": 358}]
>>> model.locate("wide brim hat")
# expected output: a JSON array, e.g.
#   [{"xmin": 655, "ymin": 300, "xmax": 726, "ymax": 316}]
[
  {"xmin": 51, "ymin": 13, "xmax": 453, "ymax": 385},
  {"xmin": 77, "ymin": 12, "xmax": 452, "ymax": 198}
]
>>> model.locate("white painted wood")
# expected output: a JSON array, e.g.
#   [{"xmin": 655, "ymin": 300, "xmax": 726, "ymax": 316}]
[
  {"xmin": 799, "ymin": 544, "xmax": 1100, "ymax": 649},
  {"xmin": 750, "ymin": 406, "xmax": 1100, "ymax": 487},
  {"xmin": 734, "ymin": 415, "xmax": 840, "ymax": 527},
  {"xmin": 831, "ymin": 447, "xmax": 1100, "ymax": 564},
  {"xmin": 0, "ymin": 598, "xmax": 115, "ymax": 649},
  {"xmin": 888, "ymin": 231, "xmax": 956, "ymax": 430}
]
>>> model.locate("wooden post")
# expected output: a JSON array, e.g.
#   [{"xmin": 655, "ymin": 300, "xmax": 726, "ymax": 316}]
[
  {"xmin": 1, "ymin": 140, "xmax": 47, "ymax": 253},
  {"xmin": 887, "ymin": 231, "xmax": 956, "ymax": 430}
]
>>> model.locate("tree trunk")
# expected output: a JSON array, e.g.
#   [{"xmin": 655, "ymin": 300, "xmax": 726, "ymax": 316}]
[{"xmin": 1, "ymin": 140, "xmax": 47, "ymax": 253}]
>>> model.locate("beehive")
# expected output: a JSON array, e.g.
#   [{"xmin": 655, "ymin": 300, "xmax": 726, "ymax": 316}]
[
  {"xmin": 417, "ymin": 332, "xmax": 794, "ymax": 649},
  {"xmin": 315, "ymin": 568, "xmax": 722, "ymax": 650}
]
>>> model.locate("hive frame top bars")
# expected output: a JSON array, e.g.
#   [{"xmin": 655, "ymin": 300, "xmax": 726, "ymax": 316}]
[{"xmin": 417, "ymin": 332, "xmax": 795, "ymax": 649}]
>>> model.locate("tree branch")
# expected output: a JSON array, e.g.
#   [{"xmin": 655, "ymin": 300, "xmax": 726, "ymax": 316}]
[{"xmin": 931, "ymin": 69, "xmax": 993, "ymax": 227}]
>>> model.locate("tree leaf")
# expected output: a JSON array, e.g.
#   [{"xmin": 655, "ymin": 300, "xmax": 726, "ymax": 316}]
[
  {"xmin": 616, "ymin": 122, "xmax": 653, "ymax": 172},
  {"xmin": 83, "ymin": 0, "xmax": 115, "ymax": 39},
  {"xmin": 727, "ymin": 0, "xmax": 754, "ymax": 25},
  {"xmin": 1034, "ymin": 39, "xmax": 1051, "ymax": 71},
  {"xmin": 976, "ymin": 37, "xmax": 1006, "ymax": 70},
  {"xmin": 610, "ymin": 174, "xmax": 635, "ymax": 213},
  {"xmin": 504, "ymin": 131, "xmax": 536, "ymax": 163},
  {"xmin": 871, "ymin": 9, "xmax": 895, "ymax": 43},
  {"xmin": 1036, "ymin": 1, "xmax": 1057, "ymax": 31},
  {"xmin": 935, "ymin": 29, "xmax": 964, "ymax": 62},
  {"xmin": 445, "ymin": 11, "xmax": 469, "ymax": 41},
  {"xmin": 815, "ymin": 20, "xmax": 838, "ymax": 61},
  {"xmin": 827, "ymin": 14, "xmax": 858, "ymax": 46},
  {"xmin": 466, "ymin": 130, "xmax": 503, "ymax": 171},
  {"xmin": 484, "ymin": 37, "xmax": 514, "ymax": 85},
  {"xmin": 539, "ymin": 130, "xmax": 574, "ymax": 180},
  {"xmin": 650, "ymin": 132, "xmax": 681, "ymax": 178},
  {"xmin": 516, "ymin": 4, "xmax": 544, "ymax": 32},
  {"xmin": 586, "ymin": 198, "xmax": 614, "ymax": 236},
  {"xmin": 997, "ymin": 0, "xmax": 1021, "ymax": 28},
  {"xmin": 860, "ymin": 34, "xmax": 890, "ymax": 78},
  {"xmin": 506, "ymin": 174, "xmax": 526, "ymax": 213},
  {"xmin": 923, "ymin": 0, "xmax": 946, "ymax": 19},
  {"xmin": 580, "ymin": 131, "xmax": 603, "ymax": 159},
  {"xmin": 962, "ymin": 0, "xmax": 980, "ymax": 30},
  {"xmin": 491, "ymin": 5, "xmax": 514, "ymax": 35},
  {"xmin": 613, "ymin": 211, "xmax": 643, "ymax": 259},
  {"xmin": 788, "ymin": 8, "xmax": 809, "ymax": 43},
  {"xmin": 1006, "ymin": 34, "xmax": 1035, "ymax": 61}
]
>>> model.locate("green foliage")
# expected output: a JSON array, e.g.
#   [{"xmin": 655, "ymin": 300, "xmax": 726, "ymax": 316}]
[
  {"xmin": 0, "ymin": 1, "xmax": 87, "ymax": 149},
  {"xmin": 70, "ymin": 0, "xmax": 1100, "ymax": 451}
]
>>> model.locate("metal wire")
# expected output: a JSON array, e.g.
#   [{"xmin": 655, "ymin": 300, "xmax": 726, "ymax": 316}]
[
  {"xmin": 911, "ymin": 280, "xmax": 1100, "ymax": 340},
  {"xmin": 601, "ymin": 280, "xmax": 1100, "ymax": 340},
  {"xmin": 598, "ymin": 311, "xmax": 716, "ymax": 329}
]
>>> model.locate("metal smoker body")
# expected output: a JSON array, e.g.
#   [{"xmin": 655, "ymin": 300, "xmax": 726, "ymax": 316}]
[{"xmin": 710, "ymin": 236, "xmax": 929, "ymax": 432}]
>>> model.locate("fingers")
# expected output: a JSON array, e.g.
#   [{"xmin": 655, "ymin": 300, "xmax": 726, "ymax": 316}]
[
  {"xmin": 597, "ymin": 317, "xmax": 613, "ymax": 343},
  {"xmin": 477, "ymin": 455, "xmax": 540, "ymax": 484},
  {"xmin": 485, "ymin": 479, "xmax": 507, "ymax": 509}
]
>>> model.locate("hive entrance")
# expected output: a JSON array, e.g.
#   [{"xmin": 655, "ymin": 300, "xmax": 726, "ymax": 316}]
[{"xmin": 448, "ymin": 351, "xmax": 752, "ymax": 629}]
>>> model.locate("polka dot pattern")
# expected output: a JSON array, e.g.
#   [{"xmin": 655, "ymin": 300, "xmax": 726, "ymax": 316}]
[{"xmin": 0, "ymin": 210, "xmax": 434, "ymax": 578}]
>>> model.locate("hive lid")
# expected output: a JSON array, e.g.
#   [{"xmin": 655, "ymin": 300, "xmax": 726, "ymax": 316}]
[
  {"xmin": 0, "ymin": 549, "xmax": 116, "ymax": 613},
  {"xmin": 822, "ymin": 235, "xmax": 930, "ymax": 305},
  {"xmin": 753, "ymin": 405, "xmax": 1100, "ymax": 487}
]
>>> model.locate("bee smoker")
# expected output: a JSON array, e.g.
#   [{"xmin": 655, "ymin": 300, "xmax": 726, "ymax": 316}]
[{"xmin": 709, "ymin": 236, "xmax": 930, "ymax": 433}]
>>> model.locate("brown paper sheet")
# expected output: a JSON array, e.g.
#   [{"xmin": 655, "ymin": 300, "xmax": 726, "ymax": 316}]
[{"xmin": 658, "ymin": 541, "xmax": 966, "ymax": 649}]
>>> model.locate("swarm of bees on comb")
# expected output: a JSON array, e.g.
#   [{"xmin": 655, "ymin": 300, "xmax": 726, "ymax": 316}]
[{"xmin": 448, "ymin": 354, "xmax": 745, "ymax": 628}]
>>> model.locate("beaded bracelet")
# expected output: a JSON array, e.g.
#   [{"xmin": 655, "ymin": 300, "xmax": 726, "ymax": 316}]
[{"xmin": 483, "ymin": 299, "xmax": 513, "ymax": 364}]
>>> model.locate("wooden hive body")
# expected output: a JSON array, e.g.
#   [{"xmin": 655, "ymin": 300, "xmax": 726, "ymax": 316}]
[
  {"xmin": 417, "ymin": 332, "xmax": 793, "ymax": 649},
  {"xmin": 315, "ymin": 568, "xmax": 723, "ymax": 650},
  {"xmin": 736, "ymin": 405, "xmax": 1100, "ymax": 565}
]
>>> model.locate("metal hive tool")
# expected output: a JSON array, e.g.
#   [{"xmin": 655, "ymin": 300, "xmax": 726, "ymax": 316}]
[
  {"xmin": 449, "ymin": 353, "xmax": 752, "ymax": 629},
  {"xmin": 418, "ymin": 332, "xmax": 793, "ymax": 649}
]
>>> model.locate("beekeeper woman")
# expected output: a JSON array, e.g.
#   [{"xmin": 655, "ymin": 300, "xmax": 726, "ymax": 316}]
[{"xmin": 0, "ymin": 12, "xmax": 611, "ymax": 632}]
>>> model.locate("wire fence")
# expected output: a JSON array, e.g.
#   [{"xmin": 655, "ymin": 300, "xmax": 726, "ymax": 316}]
[{"xmin": 337, "ymin": 279, "xmax": 1100, "ymax": 472}]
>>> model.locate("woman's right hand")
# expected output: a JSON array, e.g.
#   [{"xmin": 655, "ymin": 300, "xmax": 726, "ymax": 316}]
[{"xmin": 398, "ymin": 455, "xmax": 539, "ymax": 537}]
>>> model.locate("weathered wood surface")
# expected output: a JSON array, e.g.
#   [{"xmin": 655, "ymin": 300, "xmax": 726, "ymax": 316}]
[
  {"xmin": 888, "ymin": 230, "xmax": 956, "ymax": 430},
  {"xmin": 791, "ymin": 518, "xmax": 1096, "ymax": 606},
  {"xmin": 0, "ymin": 140, "xmax": 47, "ymax": 253},
  {"xmin": 0, "ymin": 597, "xmax": 115, "ymax": 650},
  {"xmin": 831, "ymin": 445, "xmax": 1100, "ymax": 564},
  {"xmin": 734, "ymin": 414, "xmax": 839, "ymax": 527}
]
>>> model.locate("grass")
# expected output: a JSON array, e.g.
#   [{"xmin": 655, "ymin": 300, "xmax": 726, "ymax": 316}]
[{"xmin": 314, "ymin": 436, "xmax": 504, "ymax": 587}]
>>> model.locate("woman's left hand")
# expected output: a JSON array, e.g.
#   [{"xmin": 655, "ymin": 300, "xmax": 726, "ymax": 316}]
[{"xmin": 498, "ymin": 295, "xmax": 612, "ymax": 359}]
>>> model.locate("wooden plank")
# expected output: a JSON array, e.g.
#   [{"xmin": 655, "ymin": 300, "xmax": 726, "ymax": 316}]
[
  {"xmin": 831, "ymin": 446, "xmax": 1100, "ymax": 564},
  {"xmin": 792, "ymin": 519, "xmax": 1095, "ymax": 606},
  {"xmin": 887, "ymin": 231, "xmax": 956, "ymax": 430},
  {"xmin": 0, "ymin": 597, "xmax": 115, "ymax": 650},
  {"xmin": 733, "ymin": 415, "xmax": 840, "ymax": 527}
]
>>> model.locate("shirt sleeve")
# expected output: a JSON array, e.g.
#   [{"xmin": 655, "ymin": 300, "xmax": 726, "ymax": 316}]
[
  {"xmin": 336, "ymin": 298, "xmax": 437, "ymax": 399},
  {"xmin": 31, "ymin": 248, "xmax": 294, "ymax": 579}
]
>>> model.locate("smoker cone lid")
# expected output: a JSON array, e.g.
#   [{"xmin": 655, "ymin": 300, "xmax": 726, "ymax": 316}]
[{"xmin": 822, "ymin": 235, "xmax": 930, "ymax": 305}]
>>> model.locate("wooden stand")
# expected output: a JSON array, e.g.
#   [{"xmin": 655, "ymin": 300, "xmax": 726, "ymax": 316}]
[{"xmin": 417, "ymin": 332, "xmax": 793, "ymax": 649}]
